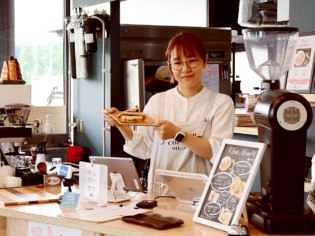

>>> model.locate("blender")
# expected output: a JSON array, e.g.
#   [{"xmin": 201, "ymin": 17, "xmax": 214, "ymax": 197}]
[{"xmin": 242, "ymin": 27, "xmax": 313, "ymax": 234}]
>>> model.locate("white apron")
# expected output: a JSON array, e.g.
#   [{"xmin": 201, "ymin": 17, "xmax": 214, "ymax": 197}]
[{"xmin": 147, "ymin": 92, "xmax": 215, "ymax": 195}]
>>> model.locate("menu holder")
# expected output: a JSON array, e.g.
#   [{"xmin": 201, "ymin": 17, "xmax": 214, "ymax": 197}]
[
  {"xmin": 286, "ymin": 33, "xmax": 315, "ymax": 93},
  {"xmin": 79, "ymin": 162, "xmax": 108, "ymax": 206},
  {"xmin": 193, "ymin": 139, "xmax": 266, "ymax": 232}
]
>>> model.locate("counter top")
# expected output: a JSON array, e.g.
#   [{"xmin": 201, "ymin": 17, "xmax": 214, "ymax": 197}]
[
  {"xmin": 302, "ymin": 94, "xmax": 315, "ymax": 107},
  {"xmin": 234, "ymin": 127, "xmax": 258, "ymax": 136},
  {"xmin": 0, "ymin": 185, "xmax": 302, "ymax": 236}
]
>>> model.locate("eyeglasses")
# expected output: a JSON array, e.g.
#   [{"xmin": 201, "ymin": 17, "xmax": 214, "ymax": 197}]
[{"xmin": 169, "ymin": 59, "xmax": 200, "ymax": 71}]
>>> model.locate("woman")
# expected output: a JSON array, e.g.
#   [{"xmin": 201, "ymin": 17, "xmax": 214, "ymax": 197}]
[{"xmin": 104, "ymin": 32, "xmax": 235, "ymax": 195}]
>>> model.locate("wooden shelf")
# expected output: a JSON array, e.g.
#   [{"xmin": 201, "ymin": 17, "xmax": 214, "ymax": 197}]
[
  {"xmin": 301, "ymin": 94, "xmax": 315, "ymax": 107},
  {"xmin": 234, "ymin": 126, "xmax": 258, "ymax": 136}
]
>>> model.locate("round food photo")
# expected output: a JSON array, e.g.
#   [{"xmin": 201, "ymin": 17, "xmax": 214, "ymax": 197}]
[
  {"xmin": 294, "ymin": 49, "xmax": 311, "ymax": 67},
  {"xmin": 219, "ymin": 156, "xmax": 232, "ymax": 171}
]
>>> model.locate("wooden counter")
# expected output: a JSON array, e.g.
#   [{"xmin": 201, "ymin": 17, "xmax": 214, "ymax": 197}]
[
  {"xmin": 234, "ymin": 127, "xmax": 258, "ymax": 136},
  {"xmin": 0, "ymin": 186, "xmax": 312, "ymax": 236}
]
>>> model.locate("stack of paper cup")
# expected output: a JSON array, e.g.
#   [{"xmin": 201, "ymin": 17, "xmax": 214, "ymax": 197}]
[
  {"xmin": 3, "ymin": 176, "xmax": 22, "ymax": 188},
  {"xmin": 0, "ymin": 165, "xmax": 15, "ymax": 187}
]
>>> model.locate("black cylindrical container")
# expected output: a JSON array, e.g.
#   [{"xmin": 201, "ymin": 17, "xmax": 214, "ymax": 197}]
[
  {"xmin": 69, "ymin": 28, "xmax": 77, "ymax": 78},
  {"xmin": 84, "ymin": 18, "xmax": 97, "ymax": 53}
]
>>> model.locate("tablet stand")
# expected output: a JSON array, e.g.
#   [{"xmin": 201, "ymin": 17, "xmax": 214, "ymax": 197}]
[{"xmin": 107, "ymin": 172, "xmax": 131, "ymax": 203}]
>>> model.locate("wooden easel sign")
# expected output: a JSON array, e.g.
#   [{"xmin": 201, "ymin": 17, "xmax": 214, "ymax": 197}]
[{"xmin": 193, "ymin": 139, "xmax": 266, "ymax": 231}]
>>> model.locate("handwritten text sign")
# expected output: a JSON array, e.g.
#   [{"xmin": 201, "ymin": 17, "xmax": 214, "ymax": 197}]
[{"xmin": 28, "ymin": 221, "xmax": 82, "ymax": 236}]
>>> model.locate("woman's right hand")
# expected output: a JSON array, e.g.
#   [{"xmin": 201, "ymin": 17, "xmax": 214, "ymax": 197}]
[{"xmin": 104, "ymin": 107, "xmax": 120, "ymax": 127}]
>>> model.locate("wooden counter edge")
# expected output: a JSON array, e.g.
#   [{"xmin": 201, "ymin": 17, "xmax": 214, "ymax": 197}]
[
  {"xmin": 234, "ymin": 127, "xmax": 258, "ymax": 136},
  {"xmin": 0, "ymin": 207, "xmax": 154, "ymax": 236}
]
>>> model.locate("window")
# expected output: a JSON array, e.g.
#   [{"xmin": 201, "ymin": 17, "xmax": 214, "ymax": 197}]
[
  {"xmin": 234, "ymin": 52, "xmax": 261, "ymax": 94},
  {"xmin": 15, "ymin": 0, "xmax": 64, "ymax": 106},
  {"xmin": 83, "ymin": 0, "xmax": 208, "ymax": 27},
  {"xmin": 120, "ymin": 0, "xmax": 208, "ymax": 27}
]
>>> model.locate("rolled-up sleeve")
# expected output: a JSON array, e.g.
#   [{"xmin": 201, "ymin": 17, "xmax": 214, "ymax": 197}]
[
  {"xmin": 123, "ymin": 127, "xmax": 154, "ymax": 160},
  {"xmin": 123, "ymin": 94, "xmax": 160, "ymax": 160},
  {"xmin": 209, "ymin": 95, "xmax": 235, "ymax": 163}
]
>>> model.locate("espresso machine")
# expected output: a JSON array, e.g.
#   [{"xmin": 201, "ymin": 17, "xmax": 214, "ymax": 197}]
[
  {"xmin": 242, "ymin": 27, "xmax": 313, "ymax": 234},
  {"xmin": 0, "ymin": 85, "xmax": 32, "ymax": 166}
]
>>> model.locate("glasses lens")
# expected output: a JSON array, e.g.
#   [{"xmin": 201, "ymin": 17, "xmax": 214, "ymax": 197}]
[
  {"xmin": 170, "ymin": 59, "xmax": 200, "ymax": 71},
  {"xmin": 171, "ymin": 62, "xmax": 182, "ymax": 71},
  {"xmin": 188, "ymin": 59, "xmax": 199, "ymax": 68}
]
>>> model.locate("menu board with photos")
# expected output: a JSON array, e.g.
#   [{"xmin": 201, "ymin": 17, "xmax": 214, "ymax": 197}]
[
  {"xmin": 286, "ymin": 34, "xmax": 315, "ymax": 93},
  {"xmin": 193, "ymin": 139, "xmax": 266, "ymax": 232}
]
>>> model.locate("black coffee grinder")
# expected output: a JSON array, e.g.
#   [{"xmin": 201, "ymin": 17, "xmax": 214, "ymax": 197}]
[{"xmin": 243, "ymin": 27, "xmax": 313, "ymax": 234}]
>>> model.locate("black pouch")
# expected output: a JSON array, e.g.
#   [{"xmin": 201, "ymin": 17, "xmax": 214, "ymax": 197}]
[{"xmin": 136, "ymin": 200, "xmax": 157, "ymax": 209}]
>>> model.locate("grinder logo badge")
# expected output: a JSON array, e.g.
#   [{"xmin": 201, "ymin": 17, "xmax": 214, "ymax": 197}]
[
  {"xmin": 276, "ymin": 100, "xmax": 308, "ymax": 131},
  {"xmin": 283, "ymin": 106, "xmax": 301, "ymax": 124}
]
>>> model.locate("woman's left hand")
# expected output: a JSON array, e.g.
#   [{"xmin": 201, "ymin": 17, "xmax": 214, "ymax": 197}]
[{"xmin": 154, "ymin": 120, "xmax": 180, "ymax": 141}]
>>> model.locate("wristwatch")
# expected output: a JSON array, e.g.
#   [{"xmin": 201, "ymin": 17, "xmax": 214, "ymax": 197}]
[{"xmin": 174, "ymin": 130, "xmax": 186, "ymax": 143}]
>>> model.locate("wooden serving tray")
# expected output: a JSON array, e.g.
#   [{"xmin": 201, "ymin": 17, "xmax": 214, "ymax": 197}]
[
  {"xmin": 109, "ymin": 110, "xmax": 157, "ymax": 126},
  {"xmin": 0, "ymin": 186, "xmax": 59, "ymax": 206}
]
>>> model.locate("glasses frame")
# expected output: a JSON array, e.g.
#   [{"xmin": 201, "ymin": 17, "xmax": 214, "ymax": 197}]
[{"xmin": 169, "ymin": 58, "xmax": 200, "ymax": 71}]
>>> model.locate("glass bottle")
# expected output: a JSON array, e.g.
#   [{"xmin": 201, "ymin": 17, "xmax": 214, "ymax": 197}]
[{"xmin": 43, "ymin": 114, "xmax": 54, "ymax": 134}]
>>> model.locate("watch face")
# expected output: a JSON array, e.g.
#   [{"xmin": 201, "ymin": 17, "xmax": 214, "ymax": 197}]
[
  {"xmin": 276, "ymin": 100, "xmax": 308, "ymax": 131},
  {"xmin": 175, "ymin": 132, "xmax": 185, "ymax": 142}
]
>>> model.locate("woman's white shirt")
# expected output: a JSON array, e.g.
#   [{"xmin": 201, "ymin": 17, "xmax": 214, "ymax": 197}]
[
  {"xmin": 124, "ymin": 86, "xmax": 235, "ymax": 194},
  {"xmin": 124, "ymin": 86, "xmax": 235, "ymax": 163}
]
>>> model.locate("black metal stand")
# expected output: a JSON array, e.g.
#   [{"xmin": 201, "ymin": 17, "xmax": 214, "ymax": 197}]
[
  {"xmin": 58, "ymin": 178, "xmax": 74, "ymax": 203},
  {"xmin": 247, "ymin": 201, "xmax": 313, "ymax": 234}
]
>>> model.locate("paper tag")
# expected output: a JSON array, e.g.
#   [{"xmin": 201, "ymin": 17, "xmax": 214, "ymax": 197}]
[
  {"xmin": 44, "ymin": 174, "xmax": 62, "ymax": 187},
  {"xmin": 59, "ymin": 165, "xmax": 72, "ymax": 179},
  {"xmin": 60, "ymin": 191, "xmax": 80, "ymax": 209},
  {"xmin": 84, "ymin": 33, "xmax": 94, "ymax": 43}
]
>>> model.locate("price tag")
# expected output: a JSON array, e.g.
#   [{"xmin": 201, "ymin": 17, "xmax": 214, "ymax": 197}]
[{"xmin": 28, "ymin": 221, "xmax": 82, "ymax": 236}]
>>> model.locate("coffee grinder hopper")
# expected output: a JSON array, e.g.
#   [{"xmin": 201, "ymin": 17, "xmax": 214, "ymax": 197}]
[{"xmin": 242, "ymin": 27, "xmax": 313, "ymax": 234}]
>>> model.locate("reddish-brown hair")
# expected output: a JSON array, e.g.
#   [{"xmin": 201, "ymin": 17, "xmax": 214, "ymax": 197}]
[{"xmin": 165, "ymin": 32, "xmax": 207, "ymax": 63}]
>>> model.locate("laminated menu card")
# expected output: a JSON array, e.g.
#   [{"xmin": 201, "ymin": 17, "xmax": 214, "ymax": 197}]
[{"xmin": 286, "ymin": 34, "xmax": 315, "ymax": 93}]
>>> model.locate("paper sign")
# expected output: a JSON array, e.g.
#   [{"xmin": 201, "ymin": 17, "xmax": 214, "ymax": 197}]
[
  {"xmin": 286, "ymin": 35, "xmax": 315, "ymax": 92},
  {"xmin": 79, "ymin": 162, "xmax": 108, "ymax": 205},
  {"xmin": 44, "ymin": 174, "xmax": 62, "ymax": 187},
  {"xmin": 28, "ymin": 221, "xmax": 82, "ymax": 236},
  {"xmin": 59, "ymin": 165, "xmax": 71, "ymax": 178},
  {"xmin": 84, "ymin": 164, "xmax": 101, "ymax": 201},
  {"xmin": 60, "ymin": 191, "xmax": 80, "ymax": 209},
  {"xmin": 202, "ymin": 64, "xmax": 220, "ymax": 92}
]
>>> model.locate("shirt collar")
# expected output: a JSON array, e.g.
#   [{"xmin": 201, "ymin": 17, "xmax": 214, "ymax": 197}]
[{"xmin": 174, "ymin": 86, "xmax": 206, "ymax": 101}]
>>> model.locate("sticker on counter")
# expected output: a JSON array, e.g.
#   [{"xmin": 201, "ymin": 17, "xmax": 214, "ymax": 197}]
[{"xmin": 60, "ymin": 191, "xmax": 80, "ymax": 209}]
